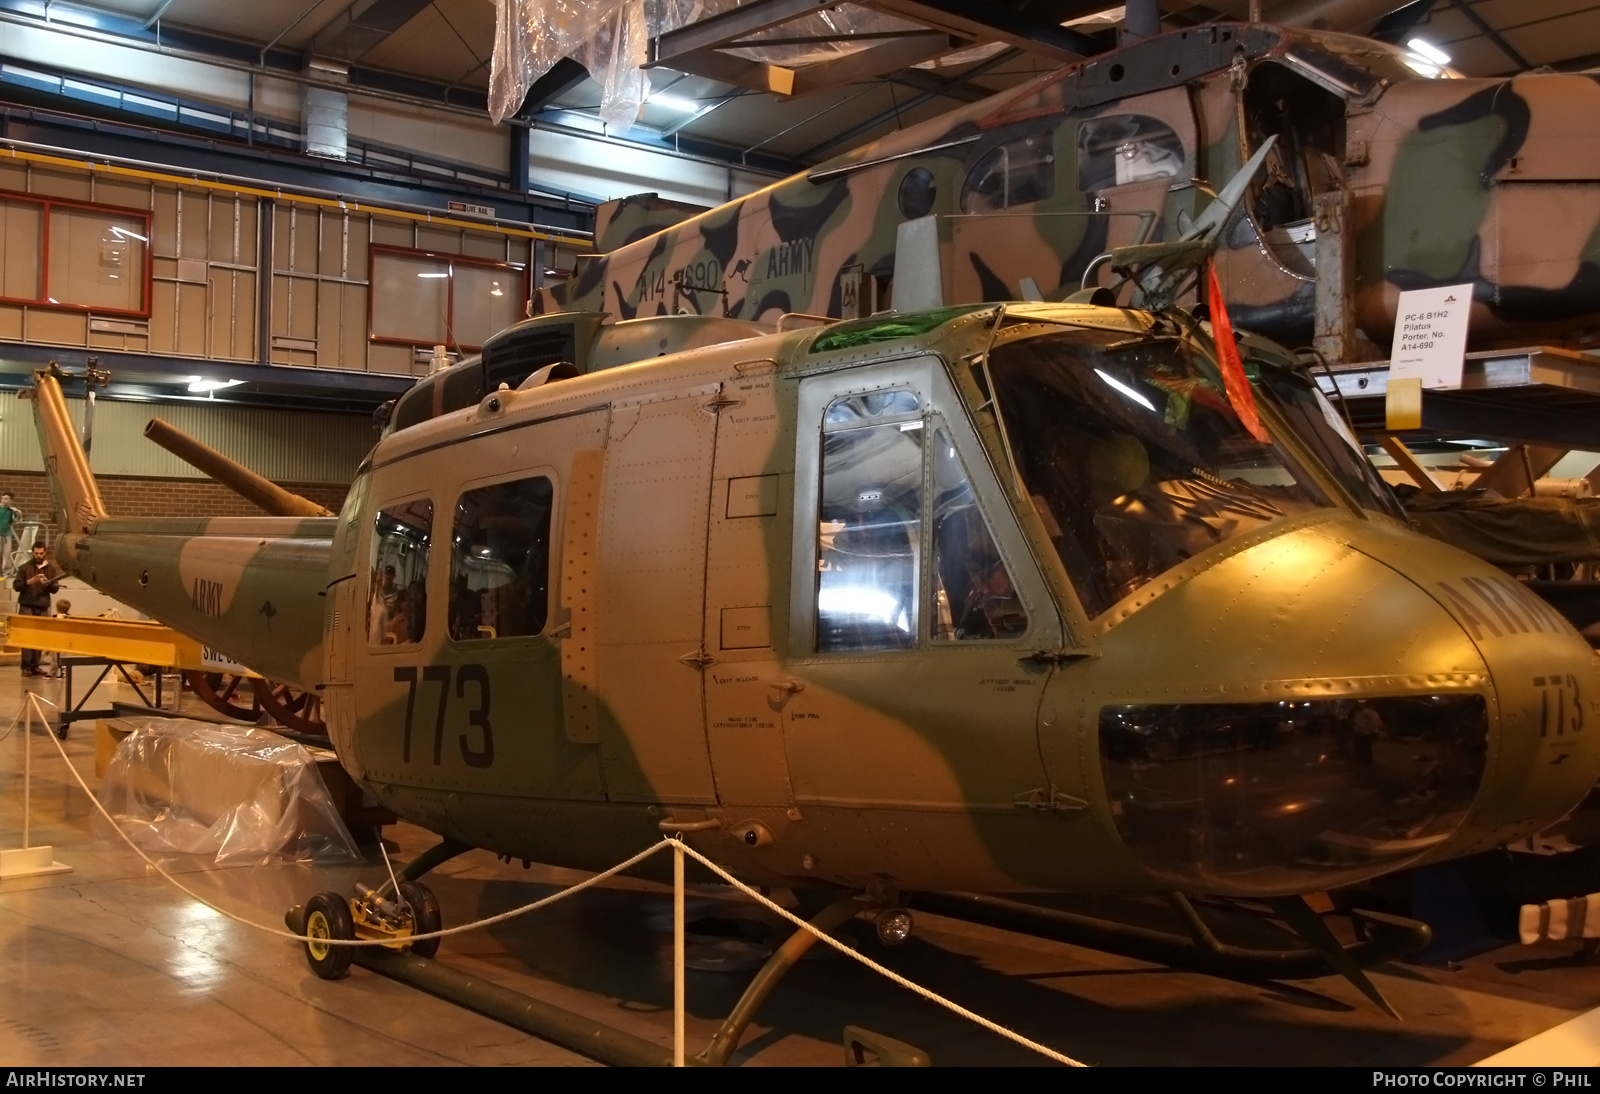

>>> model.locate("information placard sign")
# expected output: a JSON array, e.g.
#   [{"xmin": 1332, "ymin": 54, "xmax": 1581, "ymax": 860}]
[{"xmin": 1389, "ymin": 284, "xmax": 1473, "ymax": 389}]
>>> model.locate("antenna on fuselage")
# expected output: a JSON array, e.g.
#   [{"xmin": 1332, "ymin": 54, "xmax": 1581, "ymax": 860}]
[
  {"xmin": 1071, "ymin": 134, "xmax": 1279, "ymax": 312},
  {"xmin": 891, "ymin": 215, "xmax": 945, "ymax": 313}
]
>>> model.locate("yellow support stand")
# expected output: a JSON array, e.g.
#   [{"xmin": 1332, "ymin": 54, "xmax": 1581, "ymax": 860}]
[{"xmin": 2, "ymin": 615, "xmax": 259, "ymax": 676}]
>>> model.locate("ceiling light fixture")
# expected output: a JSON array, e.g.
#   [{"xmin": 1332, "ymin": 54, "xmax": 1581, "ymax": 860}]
[
  {"xmin": 647, "ymin": 93, "xmax": 701, "ymax": 114},
  {"xmin": 186, "ymin": 378, "xmax": 244, "ymax": 394},
  {"xmin": 416, "ymin": 271, "xmax": 449, "ymax": 278},
  {"xmin": 108, "ymin": 225, "xmax": 149, "ymax": 242},
  {"xmin": 1407, "ymin": 38, "xmax": 1451, "ymax": 66}
]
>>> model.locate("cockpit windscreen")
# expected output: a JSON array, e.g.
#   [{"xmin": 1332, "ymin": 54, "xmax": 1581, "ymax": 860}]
[{"xmin": 988, "ymin": 331, "xmax": 1333, "ymax": 617}]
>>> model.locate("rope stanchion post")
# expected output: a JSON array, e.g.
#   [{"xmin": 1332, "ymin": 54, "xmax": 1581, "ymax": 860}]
[
  {"xmin": 673, "ymin": 836, "xmax": 686, "ymax": 1068},
  {"xmin": 0, "ymin": 694, "xmax": 70, "ymax": 878},
  {"xmin": 23, "ymin": 693, "xmax": 31, "ymax": 848}
]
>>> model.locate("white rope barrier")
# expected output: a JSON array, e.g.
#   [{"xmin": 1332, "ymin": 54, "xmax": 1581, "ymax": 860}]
[
  {"xmin": 669, "ymin": 839, "xmax": 1086, "ymax": 1067},
  {"xmin": 24, "ymin": 694, "xmax": 664, "ymax": 946},
  {"xmin": 20, "ymin": 694, "xmax": 1087, "ymax": 1066}
]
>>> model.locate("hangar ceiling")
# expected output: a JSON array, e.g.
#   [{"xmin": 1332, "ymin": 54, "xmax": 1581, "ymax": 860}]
[{"xmin": 5, "ymin": 0, "xmax": 1600, "ymax": 170}]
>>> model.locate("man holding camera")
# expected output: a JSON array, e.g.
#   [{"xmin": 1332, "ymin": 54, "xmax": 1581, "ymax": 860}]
[{"xmin": 13, "ymin": 541, "xmax": 61, "ymax": 678}]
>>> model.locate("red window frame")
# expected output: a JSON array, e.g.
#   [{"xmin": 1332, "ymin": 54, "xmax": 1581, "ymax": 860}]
[
  {"xmin": 367, "ymin": 245, "xmax": 528, "ymax": 352},
  {"xmin": 0, "ymin": 188, "xmax": 154, "ymax": 318}
]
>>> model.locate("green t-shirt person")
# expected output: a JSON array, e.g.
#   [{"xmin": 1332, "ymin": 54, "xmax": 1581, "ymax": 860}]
[{"xmin": 0, "ymin": 494, "xmax": 15, "ymax": 538}]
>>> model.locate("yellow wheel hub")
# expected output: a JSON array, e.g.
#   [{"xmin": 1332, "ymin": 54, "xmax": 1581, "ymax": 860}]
[{"xmin": 306, "ymin": 909, "xmax": 332, "ymax": 961}]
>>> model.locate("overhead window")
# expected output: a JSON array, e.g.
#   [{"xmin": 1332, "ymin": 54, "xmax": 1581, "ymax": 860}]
[
  {"xmin": 960, "ymin": 134, "xmax": 1056, "ymax": 214},
  {"xmin": 1077, "ymin": 115, "xmax": 1184, "ymax": 191},
  {"xmin": 0, "ymin": 191, "xmax": 150, "ymax": 315},
  {"xmin": 816, "ymin": 390, "xmax": 924, "ymax": 652},
  {"xmin": 369, "ymin": 498, "xmax": 433, "ymax": 646},
  {"xmin": 370, "ymin": 247, "xmax": 525, "ymax": 350},
  {"xmin": 448, "ymin": 476, "xmax": 554, "ymax": 642}
]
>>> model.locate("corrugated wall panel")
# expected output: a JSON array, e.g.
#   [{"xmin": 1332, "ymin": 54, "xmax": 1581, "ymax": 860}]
[{"xmin": 0, "ymin": 392, "xmax": 372, "ymax": 484}]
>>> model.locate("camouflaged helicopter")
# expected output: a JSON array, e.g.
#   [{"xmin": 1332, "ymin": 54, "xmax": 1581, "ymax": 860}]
[
  {"xmin": 23, "ymin": 128, "xmax": 1600, "ymax": 1035},
  {"xmin": 544, "ymin": 21, "xmax": 1600, "ymax": 359}
]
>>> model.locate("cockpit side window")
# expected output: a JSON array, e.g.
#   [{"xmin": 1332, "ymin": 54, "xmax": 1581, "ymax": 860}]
[
  {"xmin": 1077, "ymin": 115, "xmax": 1184, "ymax": 192},
  {"xmin": 931, "ymin": 423, "xmax": 1028, "ymax": 641},
  {"xmin": 448, "ymin": 476, "xmax": 554, "ymax": 641},
  {"xmin": 369, "ymin": 498, "xmax": 432, "ymax": 646},
  {"xmin": 961, "ymin": 134, "xmax": 1056, "ymax": 214},
  {"xmin": 816, "ymin": 390, "xmax": 924, "ymax": 652}
]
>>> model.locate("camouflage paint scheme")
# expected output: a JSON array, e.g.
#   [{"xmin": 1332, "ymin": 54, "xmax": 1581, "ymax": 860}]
[
  {"xmin": 29, "ymin": 300, "xmax": 1600, "ymax": 897},
  {"xmin": 537, "ymin": 23, "xmax": 1600, "ymax": 355},
  {"xmin": 55, "ymin": 516, "xmax": 332, "ymax": 688}
]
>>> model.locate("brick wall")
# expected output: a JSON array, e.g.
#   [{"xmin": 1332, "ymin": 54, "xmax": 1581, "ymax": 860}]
[{"xmin": 0, "ymin": 471, "xmax": 349, "ymax": 541}]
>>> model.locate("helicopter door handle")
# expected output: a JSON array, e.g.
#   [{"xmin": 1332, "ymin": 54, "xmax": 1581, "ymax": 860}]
[
  {"xmin": 659, "ymin": 818, "xmax": 723, "ymax": 833},
  {"xmin": 1018, "ymin": 649, "xmax": 1091, "ymax": 666},
  {"xmin": 770, "ymin": 678, "xmax": 806, "ymax": 696}
]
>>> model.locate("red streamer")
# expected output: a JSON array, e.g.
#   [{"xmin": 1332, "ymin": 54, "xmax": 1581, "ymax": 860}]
[{"xmin": 1205, "ymin": 265, "xmax": 1271, "ymax": 444}]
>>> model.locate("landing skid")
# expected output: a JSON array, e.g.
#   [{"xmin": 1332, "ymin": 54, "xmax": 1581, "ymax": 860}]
[
  {"xmin": 290, "ymin": 840, "xmax": 1433, "ymax": 1063},
  {"xmin": 287, "ymin": 839, "xmax": 901, "ymax": 1067},
  {"xmin": 907, "ymin": 890, "xmax": 1429, "ymax": 1015}
]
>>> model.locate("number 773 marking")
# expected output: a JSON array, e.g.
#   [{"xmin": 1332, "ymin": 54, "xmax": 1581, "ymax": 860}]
[{"xmin": 392, "ymin": 664, "xmax": 495, "ymax": 768}]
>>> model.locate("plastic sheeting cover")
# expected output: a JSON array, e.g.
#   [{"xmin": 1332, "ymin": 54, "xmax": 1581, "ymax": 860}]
[
  {"xmin": 489, "ymin": 0, "xmax": 926, "ymax": 130},
  {"xmin": 96, "ymin": 718, "xmax": 360, "ymax": 866}
]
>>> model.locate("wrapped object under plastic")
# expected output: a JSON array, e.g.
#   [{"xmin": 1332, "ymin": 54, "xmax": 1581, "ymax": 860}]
[
  {"xmin": 95, "ymin": 718, "xmax": 360, "ymax": 865},
  {"xmin": 1397, "ymin": 485, "xmax": 1600, "ymax": 566},
  {"xmin": 490, "ymin": 0, "xmax": 933, "ymax": 131}
]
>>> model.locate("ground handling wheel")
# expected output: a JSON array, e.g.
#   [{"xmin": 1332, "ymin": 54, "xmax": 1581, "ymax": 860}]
[
  {"xmin": 303, "ymin": 891, "xmax": 355, "ymax": 979},
  {"xmin": 398, "ymin": 882, "xmax": 442, "ymax": 959}
]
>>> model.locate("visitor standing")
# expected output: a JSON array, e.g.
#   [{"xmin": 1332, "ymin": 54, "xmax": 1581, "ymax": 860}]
[
  {"xmin": 0, "ymin": 492, "xmax": 18, "ymax": 577},
  {"xmin": 13, "ymin": 541, "xmax": 61, "ymax": 677}
]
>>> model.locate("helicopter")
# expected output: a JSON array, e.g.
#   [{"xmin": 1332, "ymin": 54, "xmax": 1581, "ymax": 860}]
[
  {"xmin": 15, "ymin": 26, "xmax": 1600, "ymax": 1054},
  {"xmin": 24, "ymin": 182, "xmax": 1600, "ymax": 1039},
  {"xmin": 539, "ymin": 21, "xmax": 1600, "ymax": 362}
]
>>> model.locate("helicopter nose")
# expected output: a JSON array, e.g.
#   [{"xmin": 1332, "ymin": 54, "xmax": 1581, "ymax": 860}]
[{"xmin": 1078, "ymin": 517, "xmax": 1600, "ymax": 899}]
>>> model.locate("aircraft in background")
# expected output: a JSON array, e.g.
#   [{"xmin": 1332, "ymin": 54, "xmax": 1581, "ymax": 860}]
[{"xmin": 538, "ymin": 23, "xmax": 1600, "ymax": 362}]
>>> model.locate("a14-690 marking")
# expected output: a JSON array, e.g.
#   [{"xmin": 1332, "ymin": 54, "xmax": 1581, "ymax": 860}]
[{"xmin": 393, "ymin": 664, "xmax": 494, "ymax": 768}]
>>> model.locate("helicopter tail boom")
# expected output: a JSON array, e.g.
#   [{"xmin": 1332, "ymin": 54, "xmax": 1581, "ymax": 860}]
[{"xmin": 27, "ymin": 371, "xmax": 334, "ymax": 690}]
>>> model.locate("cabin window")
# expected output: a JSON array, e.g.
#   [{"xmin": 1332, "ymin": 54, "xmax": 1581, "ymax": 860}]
[
  {"xmin": 448, "ymin": 476, "xmax": 554, "ymax": 641},
  {"xmin": 960, "ymin": 134, "xmax": 1056, "ymax": 214},
  {"xmin": 816, "ymin": 390, "xmax": 924, "ymax": 652},
  {"xmin": 930, "ymin": 424, "xmax": 1027, "ymax": 641},
  {"xmin": 369, "ymin": 498, "xmax": 432, "ymax": 646},
  {"xmin": 898, "ymin": 167, "xmax": 938, "ymax": 220},
  {"xmin": 1077, "ymin": 115, "xmax": 1184, "ymax": 191}
]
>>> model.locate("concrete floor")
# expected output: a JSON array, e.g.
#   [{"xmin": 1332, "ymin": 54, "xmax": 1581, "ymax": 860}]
[{"xmin": 1, "ymin": 663, "xmax": 1597, "ymax": 1067}]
